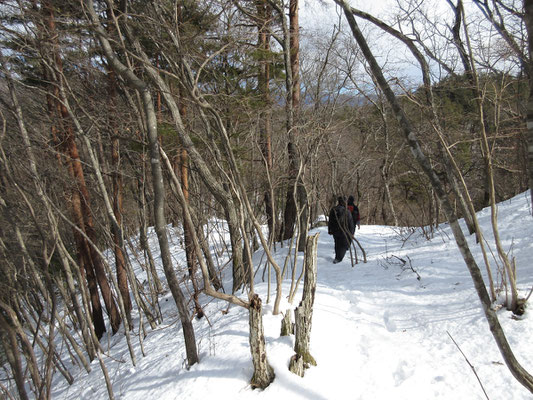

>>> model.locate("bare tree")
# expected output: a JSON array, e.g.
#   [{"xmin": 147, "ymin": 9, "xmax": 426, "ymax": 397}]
[
  {"xmin": 85, "ymin": 0, "xmax": 199, "ymax": 367},
  {"xmin": 36, "ymin": 0, "xmax": 122, "ymax": 338}
]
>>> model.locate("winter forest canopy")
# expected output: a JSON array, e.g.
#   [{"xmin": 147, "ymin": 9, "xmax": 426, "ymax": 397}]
[{"xmin": 1, "ymin": 0, "xmax": 533, "ymax": 398}]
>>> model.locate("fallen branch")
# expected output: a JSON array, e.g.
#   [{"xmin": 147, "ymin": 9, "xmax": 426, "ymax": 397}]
[
  {"xmin": 447, "ymin": 331, "xmax": 490, "ymax": 400},
  {"xmin": 350, "ymin": 233, "xmax": 367, "ymax": 264},
  {"xmin": 405, "ymin": 256, "xmax": 421, "ymax": 281}
]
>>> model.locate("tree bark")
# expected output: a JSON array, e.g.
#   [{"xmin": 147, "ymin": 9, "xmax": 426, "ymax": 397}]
[
  {"xmin": 0, "ymin": 301, "xmax": 42, "ymax": 397},
  {"xmin": 290, "ymin": 233, "xmax": 318, "ymax": 376},
  {"xmin": 525, "ymin": 0, "xmax": 533, "ymax": 212},
  {"xmin": 280, "ymin": 310, "xmax": 294, "ymax": 336},
  {"xmin": 143, "ymin": 80, "xmax": 200, "ymax": 367},
  {"xmin": 176, "ymin": 100, "xmax": 204, "ymax": 318},
  {"xmin": 256, "ymin": 0, "xmax": 276, "ymax": 243},
  {"xmin": 0, "ymin": 313, "xmax": 29, "ymax": 400},
  {"xmin": 249, "ymin": 294, "xmax": 275, "ymax": 389},
  {"xmin": 111, "ymin": 131, "xmax": 132, "ymax": 326},
  {"xmin": 270, "ymin": 0, "xmax": 299, "ymax": 243},
  {"xmin": 105, "ymin": 6, "xmax": 132, "ymax": 325},
  {"xmin": 289, "ymin": 0, "xmax": 309, "ymax": 253}
]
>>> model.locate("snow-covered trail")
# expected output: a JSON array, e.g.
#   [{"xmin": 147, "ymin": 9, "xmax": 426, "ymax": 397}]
[
  {"xmin": 51, "ymin": 192, "xmax": 533, "ymax": 400},
  {"xmin": 307, "ymin": 219, "xmax": 532, "ymax": 399}
]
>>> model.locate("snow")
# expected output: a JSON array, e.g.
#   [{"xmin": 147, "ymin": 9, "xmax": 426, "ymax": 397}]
[{"xmin": 50, "ymin": 192, "xmax": 533, "ymax": 399}]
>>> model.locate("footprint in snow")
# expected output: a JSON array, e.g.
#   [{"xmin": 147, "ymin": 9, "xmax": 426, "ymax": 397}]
[
  {"xmin": 394, "ymin": 360, "xmax": 414, "ymax": 386},
  {"xmin": 383, "ymin": 310, "xmax": 397, "ymax": 332}
]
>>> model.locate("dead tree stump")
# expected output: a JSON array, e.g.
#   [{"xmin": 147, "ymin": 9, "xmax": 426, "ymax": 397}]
[
  {"xmin": 249, "ymin": 294, "xmax": 275, "ymax": 389},
  {"xmin": 289, "ymin": 354, "xmax": 305, "ymax": 377},
  {"xmin": 289, "ymin": 233, "xmax": 319, "ymax": 376},
  {"xmin": 280, "ymin": 310, "xmax": 294, "ymax": 336}
]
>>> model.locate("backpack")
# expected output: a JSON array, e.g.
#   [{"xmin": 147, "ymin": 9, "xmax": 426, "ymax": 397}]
[{"xmin": 347, "ymin": 204, "xmax": 359, "ymax": 223}]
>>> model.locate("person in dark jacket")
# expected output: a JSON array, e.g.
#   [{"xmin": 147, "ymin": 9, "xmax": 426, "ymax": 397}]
[
  {"xmin": 347, "ymin": 195, "xmax": 361, "ymax": 232},
  {"xmin": 328, "ymin": 196, "xmax": 354, "ymax": 264}
]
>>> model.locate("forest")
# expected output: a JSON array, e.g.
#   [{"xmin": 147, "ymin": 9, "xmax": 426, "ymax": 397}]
[{"xmin": 1, "ymin": 0, "xmax": 533, "ymax": 398}]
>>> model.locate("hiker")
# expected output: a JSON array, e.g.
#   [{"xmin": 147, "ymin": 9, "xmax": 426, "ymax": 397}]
[
  {"xmin": 347, "ymin": 195, "xmax": 361, "ymax": 232},
  {"xmin": 328, "ymin": 196, "xmax": 354, "ymax": 264}
]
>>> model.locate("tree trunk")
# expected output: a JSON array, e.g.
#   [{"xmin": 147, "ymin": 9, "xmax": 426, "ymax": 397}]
[
  {"xmin": 290, "ymin": 233, "xmax": 318, "ymax": 376},
  {"xmin": 174, "ymin": 98, "xmax": 204, "ymax": 318},
  {"xmin": 272, "ymin": 0, "xmax": 298, "ymax": 243},
  {"xmin": 196, "ymin": 221, "xmax": 223, "ymax": 291},
  {"xmin": 249, "ymin": 294, "xmax": 275, "ymax": 389},
  {"xmin": 525, "ymin": 0, "xmax": 533, "ymax": 213},
  {"xmin": 86, "ymin": 0, "xmax": 199, "ymax": 366},
  {"xmin": 137, "ymin": 177, "xmax": 163, "ymax": 294},
  {"xmin": 41, "ymin": 0, "xmax": 122, "ymax": 337},
  {"xmin": 0, "ymin": 301, "xmax": 42, "ymax": 397},
  {"xmin": 288, "ymin": 0, "xmax": 301, "ymax": 243},
  {"xmin": 228, "ymin": 203, "xmax": 246, "ymax": 293},
  {"xmin": 105, "ymin": 8, "xmax": 132, "ymax": 325},
  {"xmin": 2, "ymin": 65, "xmax": 98, "ymax": 356},
  {"xmin": 111, "ymin": 133, "xmax": 132, "ymax": 326},
  {"xmin": 280, "ymin": 310, "xmax": 294, "ymax": 336},
  {"xmin": 78, "ymin": 241, "xmax": 107, "ymax": 339},
  {"xmin": 179, "ymin": 148, "xmax": 204, "ymax": 318},
  {"xmin": 0, "ymin": 313, "xmax": 29, "ymax": 400},
  {"xmin": 256, "ymin": 0, "xmax": 276, "ymax": 243},
  {"xmin": 142, "ymin": 84, "xmax": 200, "ymax": 366},
  {"xmin": 289, "ymin": 0, "xmax": 309, "ymax": 253}
]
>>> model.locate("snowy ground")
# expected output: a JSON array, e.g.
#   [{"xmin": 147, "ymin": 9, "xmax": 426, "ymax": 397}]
[{"xmin": 51, "ymin": 192, "xmax": 533, "ymax": 400}]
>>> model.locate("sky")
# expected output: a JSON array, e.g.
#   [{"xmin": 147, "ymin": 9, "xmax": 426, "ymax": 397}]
[
  {"xmin": 46, "ymin": 190, "xmax": 533, "ymax": 400},
  {"xmin": 298, "ymin": 0, "xmax": 517, "ymax": 86},
  {"xmin": 300, "ymin": 0, "xmax": 389, "ymax": 21},
  {"xmin": 299, "ymin": 0, "xmax": 403, "ymax": 32},
  {"xmin": 298, "ymin": 0, "xmax": 435, "ymax": 88}
]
